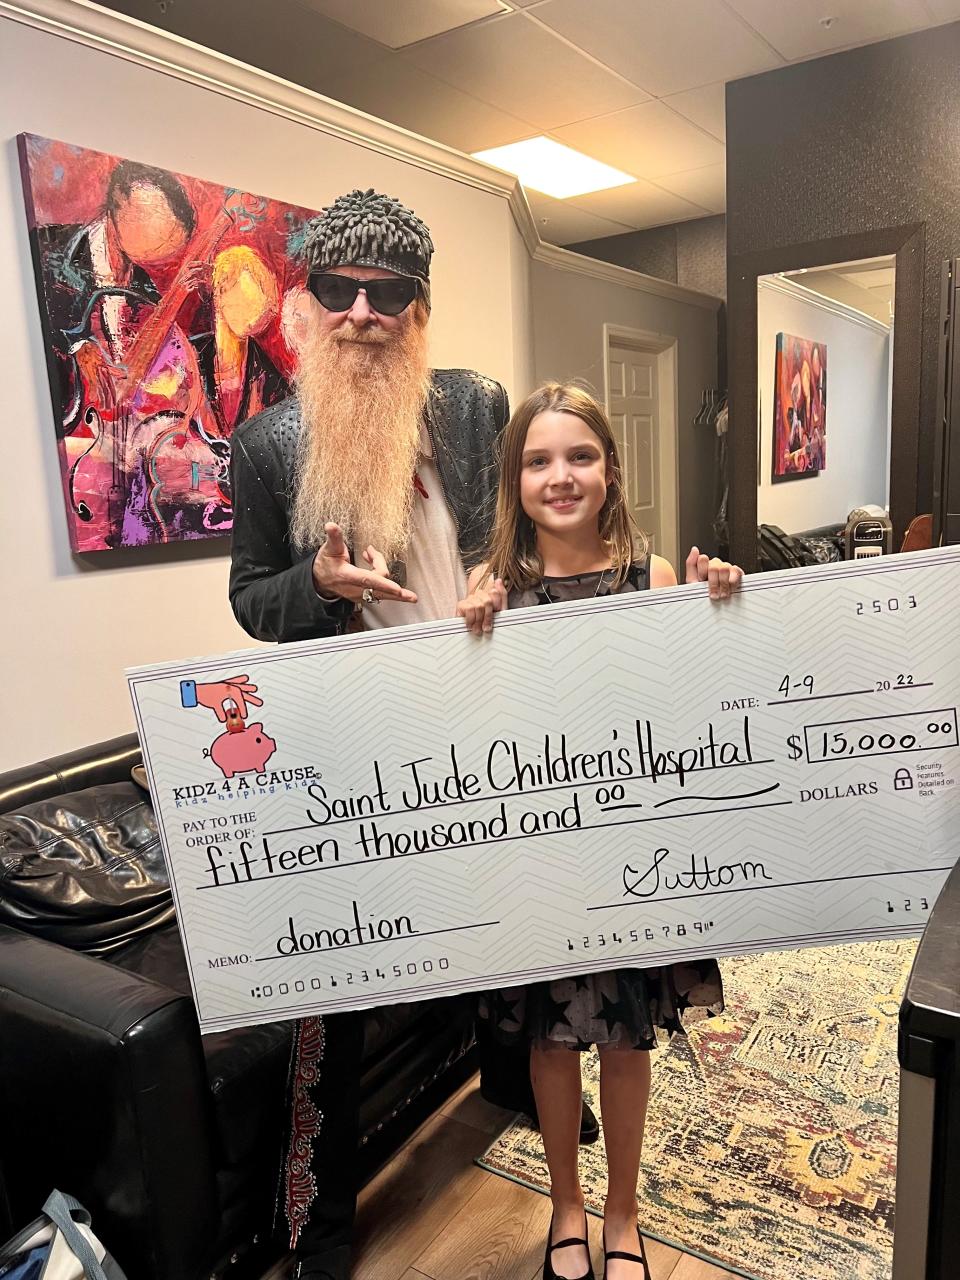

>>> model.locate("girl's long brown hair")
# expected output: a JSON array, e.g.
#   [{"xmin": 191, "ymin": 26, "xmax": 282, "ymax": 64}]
[{"xmin": 485, "ymin": 382, "xmax": 648, "ymax": 592}]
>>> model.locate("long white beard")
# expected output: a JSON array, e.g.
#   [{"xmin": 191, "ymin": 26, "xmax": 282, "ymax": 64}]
[{"xmin": 289, "ymin": 312, "xmax": 430, "ymax": 557}]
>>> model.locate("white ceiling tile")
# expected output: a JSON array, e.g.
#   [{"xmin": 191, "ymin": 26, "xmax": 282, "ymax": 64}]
[
  {"xmin": 723, "ymin": 0, "xmax": 935, "ymax": 62},
  {"xmin": 531, "ymin": 0, "xmax": 782, "ymax": 96},
  {"xmin": 662, "ymin": 82, "xmax": 726, "ymax": 142},
  {"xmin": 654, "ymin": 162, "xmax": 726, "ymax": 213},
  {"xmin": 525, "ymin": 190, "xmax": 634, "ymax": 246},
  {"xmin": 323, "ymin": 58, "xmax": 535, "ymax": 152},
  {"xmin": 299, "ymin": 0, "xmax": 509, "ymax": 50},
  {"xmin": 554, "ymin": 100, "xmax": 725, "ymax": 180},
  {"xmin": 569, "ymin": 181, "xmax": 708, "ymax": 230},
  {"xmin": 399, "ymin": 12, "xmax": 649, "ymax": 130}
]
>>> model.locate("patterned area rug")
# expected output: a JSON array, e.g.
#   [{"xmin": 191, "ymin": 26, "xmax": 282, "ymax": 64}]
[{"xmin": 478, "ymin": 940, "xmax": 915, "ymax": 1280}]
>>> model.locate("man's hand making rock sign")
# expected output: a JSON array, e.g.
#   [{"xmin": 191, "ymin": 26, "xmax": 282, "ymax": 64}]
[{"xmin": 311, "ymin": 522, "xmax": 418, "ymax": 605}]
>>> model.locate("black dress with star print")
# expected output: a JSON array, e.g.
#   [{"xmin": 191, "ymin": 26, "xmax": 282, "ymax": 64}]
[{"xmin": 477, "ymin": 561, "xmax": 724, "ymax": 1051}]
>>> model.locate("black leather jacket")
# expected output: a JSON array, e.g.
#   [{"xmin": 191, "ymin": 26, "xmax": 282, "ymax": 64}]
[{"xmin": 228, "ymin": 368, "xmax": 510, "ymax": 644}]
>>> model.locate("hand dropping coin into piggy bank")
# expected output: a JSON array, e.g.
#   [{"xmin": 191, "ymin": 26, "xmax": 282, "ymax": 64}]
[{"xmin": 184, "ymin": 677, "xmax": 279, "ymax": 779}]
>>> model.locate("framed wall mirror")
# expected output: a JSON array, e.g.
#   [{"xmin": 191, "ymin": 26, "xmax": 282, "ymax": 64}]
[{"xmin": 728, "ymin": 225, "xmax": 925, "ymax": 572}]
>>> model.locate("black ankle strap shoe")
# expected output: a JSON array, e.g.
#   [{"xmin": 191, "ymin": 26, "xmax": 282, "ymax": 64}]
[
  {"xmin": 601, "ymin": 1225, "xmax": 650, "ymax": 1280},
  {"xmin": 544, "ymin": 1213, "xmax": 595, "ymax": 1280}
]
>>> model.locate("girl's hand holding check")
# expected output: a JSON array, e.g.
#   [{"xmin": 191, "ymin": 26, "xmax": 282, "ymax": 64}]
[
  {"xmin": 457, "ymin": 575, "xmax": 507, "ymax": 635},
  {"xmin": 685, "ymin": 545, "xmax": 743, "ymax": 599}
]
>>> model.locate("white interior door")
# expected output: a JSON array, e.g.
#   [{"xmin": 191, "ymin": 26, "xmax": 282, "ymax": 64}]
[{"xmin": 608, "ymin": 343, "xmax": 662, "ymax": 552}]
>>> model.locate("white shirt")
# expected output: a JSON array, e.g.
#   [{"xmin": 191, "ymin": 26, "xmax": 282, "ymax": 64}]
[{"xmin": 357, "ymin": 427, "xmax": 466, "ymax": 629}]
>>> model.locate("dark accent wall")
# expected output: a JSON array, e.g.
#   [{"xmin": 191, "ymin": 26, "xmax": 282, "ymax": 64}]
[
  {"xmin": 727, "ymin": 21, "xmax": 960, "ymax": 536},
  {"xmin": 571, "ymin": 215, "xmax": 727, "ymax": 300},
  {"xmin": 571, "ymin": 223, "xmax": 677, "ymax": 284},
  {"xmin": 675, "ymin": 216, "xmax": 727, "ymax": 300}
]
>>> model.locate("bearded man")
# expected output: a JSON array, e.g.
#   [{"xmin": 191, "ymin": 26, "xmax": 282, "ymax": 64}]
[{"xmin": 228, "ymin": 190, "xmax": 597, "ymax": 1280}]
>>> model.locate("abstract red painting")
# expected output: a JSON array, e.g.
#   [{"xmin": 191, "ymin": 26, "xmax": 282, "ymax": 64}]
[{"xmin": 19, "ymin": 133, "xmax": 317, "ymax": 551}]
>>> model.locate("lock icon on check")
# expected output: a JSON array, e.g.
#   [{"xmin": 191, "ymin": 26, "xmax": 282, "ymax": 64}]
[{"xmin": 894, "ymin": 768, "xmax": 914, "ymax": 791}]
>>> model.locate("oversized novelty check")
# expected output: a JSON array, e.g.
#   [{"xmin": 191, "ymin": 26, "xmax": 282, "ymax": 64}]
[{"xmin": 128, "ymin": 548, "xmax": 960, "ymax": 1033}]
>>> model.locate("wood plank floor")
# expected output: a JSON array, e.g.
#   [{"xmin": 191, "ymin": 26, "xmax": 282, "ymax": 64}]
[{"xmin": 263, "ymin": 1073, "xmax": 739, "ymax": 1280}]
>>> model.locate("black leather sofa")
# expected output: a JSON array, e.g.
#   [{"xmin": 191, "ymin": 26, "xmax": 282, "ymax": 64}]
[{"xmin": 0, "ymin": 734, "xmax": 476, "ymax": 1279}]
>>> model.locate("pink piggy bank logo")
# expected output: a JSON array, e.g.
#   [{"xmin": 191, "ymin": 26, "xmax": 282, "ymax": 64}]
[{"xmin": 206, "ymin": 723, "xmax": 277, "ymax": 779}]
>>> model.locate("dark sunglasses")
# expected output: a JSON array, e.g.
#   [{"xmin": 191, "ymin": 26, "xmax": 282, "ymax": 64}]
[{"xmin": 307, "ymin": 272, "xmax": 419, "ymax": 316}]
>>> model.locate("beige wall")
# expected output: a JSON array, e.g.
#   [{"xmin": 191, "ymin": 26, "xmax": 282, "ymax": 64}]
[
  {"xmin": 0, "ymin": 15, "xmax": 530, "ymax": 770},
  {"xmin": 530, "ymin": 258, "xmax": 721, "ymax": 562}
]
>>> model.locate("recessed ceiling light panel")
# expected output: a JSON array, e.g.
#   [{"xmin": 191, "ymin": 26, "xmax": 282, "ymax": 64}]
[{"xmin": 472, "ymin": 136, "xmax": 635, "ymax": 199}]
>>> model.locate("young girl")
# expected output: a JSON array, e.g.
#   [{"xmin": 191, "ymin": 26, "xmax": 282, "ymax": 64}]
[{"xmin": 457, "ymin": 383, "xmax": 741, "ymax": 1280}]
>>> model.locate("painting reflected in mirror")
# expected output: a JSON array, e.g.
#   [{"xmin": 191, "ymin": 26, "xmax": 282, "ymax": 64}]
[{"xmin": 772, "ymin": 332, "xmax": 826, "ymax": 482}]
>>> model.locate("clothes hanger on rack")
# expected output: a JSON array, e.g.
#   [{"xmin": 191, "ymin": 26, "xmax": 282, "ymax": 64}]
[
  {"xmin": 705, "ymin": 389, "xmax": 719, "ymax": 427},
  {"xmin": 694, "ymin": 389, "xmax": 709, "ymax": 425}
]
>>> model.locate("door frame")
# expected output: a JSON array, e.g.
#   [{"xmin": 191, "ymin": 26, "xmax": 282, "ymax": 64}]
[{"xmin": 603, "ymin": 323, "xmax": 680, "ymax": 570}]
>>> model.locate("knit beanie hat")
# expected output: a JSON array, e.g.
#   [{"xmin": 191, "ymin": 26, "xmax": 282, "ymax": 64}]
[{"xmin": 302, "ymin": 188, "xmax": 434, "ymax": 309}]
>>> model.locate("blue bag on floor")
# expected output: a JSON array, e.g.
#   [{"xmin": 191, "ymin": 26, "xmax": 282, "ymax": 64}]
[{"xmin": 0, "ymin": 1192, "xmax": 127, "ymax": 1280}]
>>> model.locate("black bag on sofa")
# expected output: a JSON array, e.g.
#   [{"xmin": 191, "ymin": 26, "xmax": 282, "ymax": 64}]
[
  {"xmin": 0, "ymin": 781, "xmax": 172, "ymax": 954},
  {"xmin": 757, "ymin": 523, "xmax": 812, "ymax": 571}
]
